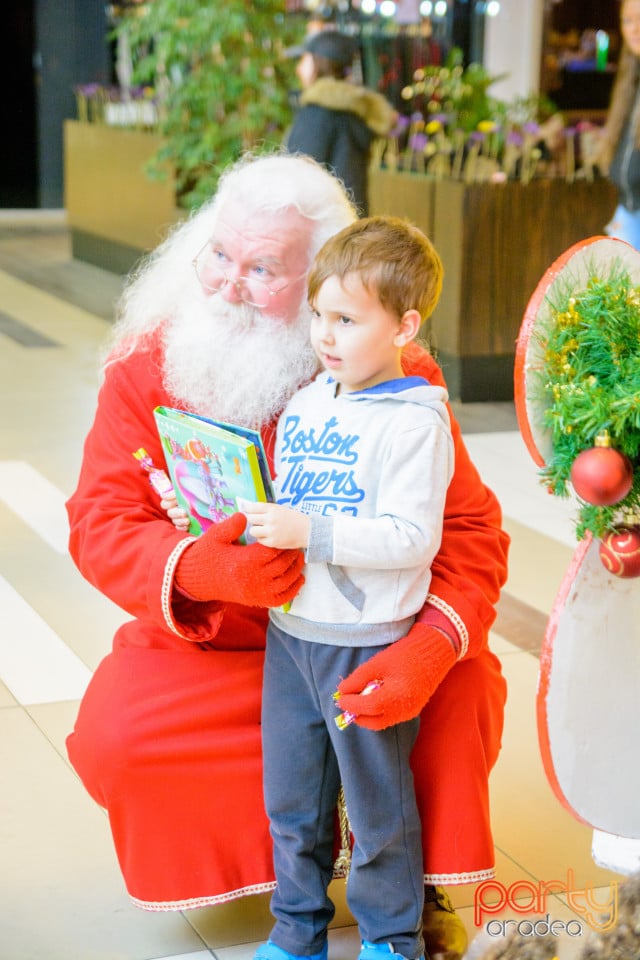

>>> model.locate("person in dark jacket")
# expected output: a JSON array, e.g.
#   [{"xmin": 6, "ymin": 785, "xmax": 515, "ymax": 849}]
[{"xmin": 285, "ymin": 30, "xmax": 397, "ymax": 215}]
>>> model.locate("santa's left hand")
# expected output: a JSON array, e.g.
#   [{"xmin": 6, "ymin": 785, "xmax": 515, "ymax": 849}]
[
  {"xmin": 335, "ymin": 622, "xmax": 458, "ymax": 730},
  {"xmin": 161, "ymin": 492, "xmax": 190, "ymax": 531}
]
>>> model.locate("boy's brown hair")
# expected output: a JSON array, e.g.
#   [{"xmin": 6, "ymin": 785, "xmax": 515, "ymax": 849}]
[{"xmin": 307, "ymin": 215, "xmax": 443, "ymax": 324}]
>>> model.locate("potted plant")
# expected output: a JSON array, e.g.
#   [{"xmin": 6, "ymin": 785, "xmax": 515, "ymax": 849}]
[
  {"xmin": 116, "ymin": 0, "xmax": 302, "ymax": 210},
  {"xmin": 65, "ymin": 0, "xmax": 303, "ymax": 270}
]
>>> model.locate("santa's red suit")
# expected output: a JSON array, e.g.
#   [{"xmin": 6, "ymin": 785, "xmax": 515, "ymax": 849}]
[{"xmin": 66, "ymin": 331, "xmax": 508, "ymax": 910}]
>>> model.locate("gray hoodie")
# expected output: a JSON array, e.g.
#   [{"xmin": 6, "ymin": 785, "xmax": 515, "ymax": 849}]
[{"xmin": 270, "ymin": 371, "xmax": 454, "ymax": 646}]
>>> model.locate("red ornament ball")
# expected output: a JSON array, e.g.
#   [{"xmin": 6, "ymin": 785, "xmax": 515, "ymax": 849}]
[
  {"xmin": 599, "ymin": 526, "xmax": 640, "ymax": 578},
  {"xmin": 570, "ymin": 445, "xmax": 633, "ymax": 506}
]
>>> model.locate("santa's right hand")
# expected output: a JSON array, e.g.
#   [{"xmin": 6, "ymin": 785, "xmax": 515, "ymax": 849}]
[{"xmin": 174, "ymin": 512, "xmax": 305, "ymax": 606}]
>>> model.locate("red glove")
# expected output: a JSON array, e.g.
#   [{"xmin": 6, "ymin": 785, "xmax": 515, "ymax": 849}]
[
  {"xmin": 175, "ymin": 512, "xmax": 304, "ymax": 607},
  {"xmin": 335, "ymin": 622, "xmax": 457, "ymax": 730}
]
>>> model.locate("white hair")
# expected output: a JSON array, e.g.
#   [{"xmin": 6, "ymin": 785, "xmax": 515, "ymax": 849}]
[{"xmin": 104, "ymin": 151, "xmax": 358, "ymax": 367}]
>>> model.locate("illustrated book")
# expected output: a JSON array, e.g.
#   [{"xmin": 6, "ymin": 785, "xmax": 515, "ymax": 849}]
[{"xmin": 153, "ymin": 406, "xmax": 275, "ymax": 542}]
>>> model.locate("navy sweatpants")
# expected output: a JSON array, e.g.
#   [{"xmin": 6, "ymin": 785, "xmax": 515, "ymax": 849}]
[{"xmin": 262, "ymin": 622, "xmax": 425, "ymax": 959}]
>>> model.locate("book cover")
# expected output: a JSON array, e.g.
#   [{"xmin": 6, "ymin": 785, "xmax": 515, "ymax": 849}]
[{"xmin": 153, "ymin": 406, "xmax": 275, "ymax": 541}]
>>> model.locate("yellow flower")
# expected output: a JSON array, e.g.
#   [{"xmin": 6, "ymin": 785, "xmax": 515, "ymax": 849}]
[
  {"xmin": 426, "ymin": 119, "xmax": 442, "ymax": 135},
  {"xmin": 477, "ymin": 119, "xmax": 498, "ymax": 133}
]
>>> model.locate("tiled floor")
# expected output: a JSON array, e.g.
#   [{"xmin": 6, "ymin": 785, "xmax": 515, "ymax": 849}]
[{"xmin": 0, "ymin": 212, "xmax": 626, "ymax": 960}]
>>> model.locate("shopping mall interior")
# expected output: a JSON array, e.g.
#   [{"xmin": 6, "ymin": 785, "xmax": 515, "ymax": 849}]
[
  {"xmin": 0, "ymin": 1, "xmax": 637, "ymax": 959},
  {"xmin": 0, "ymin": 212, "xmax": 626, "ymax": 959}
]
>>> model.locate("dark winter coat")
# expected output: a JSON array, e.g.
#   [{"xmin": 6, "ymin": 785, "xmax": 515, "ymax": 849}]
[{"xmin": 285, "ymin": 77, "xmax": 396, "ymax": 215}]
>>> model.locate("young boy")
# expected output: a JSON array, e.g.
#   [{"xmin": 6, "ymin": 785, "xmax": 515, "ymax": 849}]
[{"xmin": 242, "ymin": 217, "xmax": 454, "ymax": 960}]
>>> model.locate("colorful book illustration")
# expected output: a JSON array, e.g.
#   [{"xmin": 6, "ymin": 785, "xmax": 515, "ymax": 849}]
[{"xmin": 153, "ymin": 406, "xmax": 275, "ymax": 542}]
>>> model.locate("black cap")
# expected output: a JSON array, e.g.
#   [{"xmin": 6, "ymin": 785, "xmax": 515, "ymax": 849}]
[{"xmin": 286, "ymin": 30, "xmax": 356, "ymax": 67}]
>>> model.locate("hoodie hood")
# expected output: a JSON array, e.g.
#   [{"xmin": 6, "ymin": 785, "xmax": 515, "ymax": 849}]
[
  {"xmin": 300, "ymin": 78, "xmax": 397, "ymax": 137},
  {"xmin": 319, "ymin": 370, "xmax": 450, "ymax": 427}
]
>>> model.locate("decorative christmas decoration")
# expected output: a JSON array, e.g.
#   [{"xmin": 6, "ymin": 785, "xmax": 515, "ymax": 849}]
[
  {"xmin": 515, "ymin": 238, "xmax": 640, "ymax": 857},
  {"xmin": 534, "ymin": 262, "xmax": 640, "ymax": 539},
  {"xmin": 599, "ymin": 525, "xmax": 640, "ymax": 579},
  {"xmin": 570, "ymin": 432, "xmax": 634, "ymax": 506}
]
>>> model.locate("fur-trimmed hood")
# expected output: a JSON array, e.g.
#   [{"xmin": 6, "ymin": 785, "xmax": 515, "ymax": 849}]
[{"xmin": 300, "ymin": 78, "xmax": 397, "ymax": 137}]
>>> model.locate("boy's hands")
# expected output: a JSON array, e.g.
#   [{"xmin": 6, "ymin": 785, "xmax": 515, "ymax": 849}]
[
  {"xmin": 160, "ymin": 494, "xmax": 310, "ymax": 551},
  {"xmin": 243, "ymin": 502, "xmax": 311, "ymax": 550}
]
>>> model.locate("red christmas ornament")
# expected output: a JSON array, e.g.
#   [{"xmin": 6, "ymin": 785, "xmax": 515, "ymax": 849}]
[
  {"xmin": 570, "ymin": 434, "xmax": 633, "ymax": 506},
  {"xmin": 599, "ymin": 525, "xmax": 640, "ymax": 578}
]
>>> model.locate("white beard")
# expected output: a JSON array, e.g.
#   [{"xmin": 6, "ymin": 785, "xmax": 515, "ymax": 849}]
[{"xmin": 162, "ymin": 288, "xmax": 320, "ymax": 429}]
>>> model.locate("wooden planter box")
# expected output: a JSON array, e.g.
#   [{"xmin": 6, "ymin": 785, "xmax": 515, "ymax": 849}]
[
  {"xmin": 369, "ymin": 167, "xmax": 436, "ymax": 236},
  {"xmin": 368, "ymin": 170, "xmax": 618, "ymax": 402},
  {"xmin": 64, "ymin": 120, "xmax": 183, "ymax": 274}
]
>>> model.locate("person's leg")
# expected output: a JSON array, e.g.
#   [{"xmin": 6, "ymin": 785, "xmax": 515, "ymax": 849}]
[
  {"xmin": 316, "ymin": 643, "xmax": 425, "ymax": 959},
  {"xmin": 261, "ymin": 625, "xmax": 341, "ymax": 957},
  {"xmin": 412, "ymin": 650, "xmax": 507, "ymax": 959}
]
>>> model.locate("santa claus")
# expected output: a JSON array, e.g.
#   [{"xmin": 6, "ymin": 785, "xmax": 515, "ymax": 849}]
[{"xmin": 66, "ymin": 153, "xmax": 509, "ymax": 959}]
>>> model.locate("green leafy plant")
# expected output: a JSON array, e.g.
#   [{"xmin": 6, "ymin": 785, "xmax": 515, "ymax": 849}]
[{"xmin": 117, "ymin": 0, "xmax": 303, "ymax": 209}]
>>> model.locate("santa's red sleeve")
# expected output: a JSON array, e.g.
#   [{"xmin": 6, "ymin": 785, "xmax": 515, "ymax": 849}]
[
  {"xmin": 402, "ymin": 342, "xmax": 510, "ymax": 659},
  {"xmin": 66, "ymin": 338, "xmax": 225, "ymax": 642}
]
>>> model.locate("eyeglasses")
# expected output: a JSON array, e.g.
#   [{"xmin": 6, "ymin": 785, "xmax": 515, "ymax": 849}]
[{"xmin": 192, "ymin": 241, "xmax": 307, "ymax": 309}]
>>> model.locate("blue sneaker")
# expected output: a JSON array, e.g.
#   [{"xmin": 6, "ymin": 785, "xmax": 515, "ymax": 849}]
[
  {"xmin": 253, "ymin": 940, "xmax": 328, "ymax": 960},
  {"xmin": 358, "ymin": 941, "xmax": 424, "ymax": 960}
]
